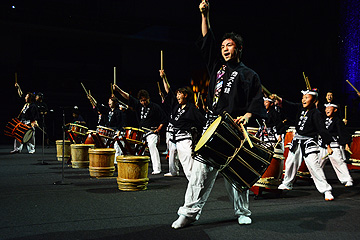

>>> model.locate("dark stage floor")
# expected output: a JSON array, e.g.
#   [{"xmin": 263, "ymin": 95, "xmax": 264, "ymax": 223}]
[{"xmin": 0, "ymin": 144, "xmax": 360, "ymax": 240}]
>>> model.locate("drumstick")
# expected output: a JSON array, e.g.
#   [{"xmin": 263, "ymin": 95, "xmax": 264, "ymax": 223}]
[
  {"xmin": 142, "ymin": 127, "xmax": 155, "ymax": 133},
  {"xmin": 303, "ymin": 72, "xmax": 311, "ymax": 90},
  {"xmin": 346, "ymin": 80, "xmax": 360, "ymax": 94},
  {"xmin": 273, "ymin": 138, "xmax": 281, "ymax": 149},
  {"xmin": 36, "ymin": 125, "xmax": 47, "ymax": 135},
  {"xmin": 261, "ymin": 85, "xmax": 272, "ymax": 96},
  {"xmin": 111, "ymin": 83, "xmax": 114, "ymax": 96},
  {"xmin": 80, "ymin": 82, "xmax": 89, "ymax": 95},
  {"xmin": 195, "ymin": 92, "xmax": 200, "ymax": 107},
  {"xmin": 114, "ymin": 67, "xmax": 116, "ymax": 85},
  {"xmin": 346, "ymin": 149, "xmax": 353, "ymax": 155},
  {"xmin": 322, "ymin": 152, "xmax": 332, "ymax": 160},
  {"xmin": 157, "ymin": 82, "xmax": 162, "ymax": 93},
  {"xmin": 161, "ymin": 50, "xmax": 164, "ymax": 70},
  {"xmin": 118, "ymin": 99, "xmax": 129, "ymax": 109},
  {"xmin": 240, "ymin": 123, "xmax": 254, "ymax": 148},
  {"xmin": 345, "ymin": 105, "xmax": 347, "ymax": 120}
]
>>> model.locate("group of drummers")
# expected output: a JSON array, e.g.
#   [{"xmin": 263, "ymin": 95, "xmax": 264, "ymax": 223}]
[{"xmin": 5, "ymin": 0, "xmax": 360, "ymax": 230}]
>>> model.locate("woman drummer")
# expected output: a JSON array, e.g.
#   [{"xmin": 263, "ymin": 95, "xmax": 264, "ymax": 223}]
[
  {"xmin": 11, "ymin": 92, "xmax": 40, "ymax": 154},
  {"xmin": 159, "ymin": 70, "xmax": 206, "ymax": 180}
]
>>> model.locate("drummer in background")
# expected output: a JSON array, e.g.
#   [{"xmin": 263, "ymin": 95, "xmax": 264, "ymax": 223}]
[
  {"xmin": 273, "ymin": 89, "xmax": 335, "ymax": 201},
  {"xmin": 319, "ymin": 103, "xmax": 353, "ymax": 187},
  {"xmin": 159, "ymin": 70, "xmax": 206, "ymax": 180},
  {"xmin": 11, "ymin": 92, "xmax": 40, "ymax": 154},
  {"xmin": 256, "ymin": 96, "xmax": 287, "ymax": 151},
  {"xmin": 171, "ymin": 0, "xmax": 266, "ymax": 229},
  {"xmin": 35, "ymin": 92, "xmax": 49, "ymax": 145},
  {"xmin": 96, "ymin": 96, "xmax": 127, "ymax": 161},
  {"xmin": 72, "ymin": 106, "xmax": 87, "ymax": 126},
  {"xmin": 113, "ymin": 85, "xmax": 167, "ymax": 175}
]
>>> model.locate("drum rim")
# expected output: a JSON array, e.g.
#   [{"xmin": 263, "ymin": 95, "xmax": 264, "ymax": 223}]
[
  {"xmin": 195, "ymin": 115, "xmax": 222, "ymax": 152},
  {"xmin": 124, "ymin": 127, "xmax": 145, "ymax": 133},
  {"xmin": 70, "ymin": 123, "xmax": 88, "ymax": 128},
  {"xmin": 22, "ymin": 130, "xmax": 34, "ymax": 143},
  {"xmin": 97, "ymin": 126, "xmax": 116, "ymax": 131}
]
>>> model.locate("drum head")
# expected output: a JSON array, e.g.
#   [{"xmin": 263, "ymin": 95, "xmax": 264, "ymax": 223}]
[
  {"xmin": 22, "ymin": 130, "xmax": 34, "ymax": 143},
  {"xmin": 195, "ymin": 116, "xmax": 222, "ymax": 152}
]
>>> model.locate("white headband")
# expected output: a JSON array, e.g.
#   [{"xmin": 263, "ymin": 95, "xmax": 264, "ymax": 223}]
[
  {"xmin": 324, "ymin": 103, "xmax": 338, "ymax": 108},
  {"xmin": 301, "ymin": 90, "xmax": 318, "ymax": 96},
  {"xmin": 263, "ymin": 97, "xmax": 274, "ymax": 102}
]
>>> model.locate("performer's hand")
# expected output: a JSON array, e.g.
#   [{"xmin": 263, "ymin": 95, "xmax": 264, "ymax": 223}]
[
  {"xmin": 343, "ymin": 118, "xmax": 348, "ymax": 125},
  {"xmin": 357, "ymin": 92, "xmax": 360, "ymax": 98},
  {"xmin": 270, "ymin": 94, "xmax": 281, "ymax": 102},
  {"xmin": 31, "ymin": 121, "xmax": 38, "ymax": 128},
  {"xmin": 234, "ymin": 112, "xmax": 252, "ymax": 126},
  {"xmin": 277, "ymin": 135, "xmax": 282, "ymax": 142},
  {"xmin": 199, "ymin": 0, "xmax": 209, "ymax": 14},
  {"xmin": 113, "ymin": 84, "xmax": 120, "ymax": 92},
  {"xmin": 345, "ymin": 144, "xmax": 351, "ymax": 153},
  {"xmin": 15, "ymin": 83, "xmax": 19, "ymax": 88},
  {"xmin": 159, "ymin": 70, "xmax": 166, "ymax": 79},
  {"xmin": 327, "ymin": 145, "xmax": 333, "ymax": 156}
]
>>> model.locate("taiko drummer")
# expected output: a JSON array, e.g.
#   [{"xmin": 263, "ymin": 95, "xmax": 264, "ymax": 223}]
[{"xmin": 171, "ymin": 0, "xmax": 267, "ymax": 229}]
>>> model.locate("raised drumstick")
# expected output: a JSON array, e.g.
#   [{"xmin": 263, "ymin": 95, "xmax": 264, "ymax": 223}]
[
  {"xmin": 161, "ymin": 50, "xmax": 164, "ymax": 70},
  {"xmin": 114, "ymin": 67, "xmax": 116, "ymax": 85},
  {"xmin": 346, "ymin": 80, "xmax": 360, "ymax": 94}
]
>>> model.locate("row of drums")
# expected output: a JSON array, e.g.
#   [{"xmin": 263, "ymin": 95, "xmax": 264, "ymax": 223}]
[{"xmin": 55, "ymin": 141, "xmax": 150, "ymax": 191}]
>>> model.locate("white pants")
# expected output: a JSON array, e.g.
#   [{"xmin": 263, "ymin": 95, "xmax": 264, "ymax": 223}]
[
  {"xmin": 177, "ymin": 159, "xmax": 251, "ymax": 220},
  {"xmin": 114, "ymin": 141, "xmax": 123, "ymax": 164},
  {"xmin": 282, "ymin": 143, "xmax": 332, "ymax": 193},
  {"xmin": 14, "ymin": 131, "xmax": 35, "ymax": 154},
  {"xmin": 146, "ymin": 134, "xmax": 161, "ymax": 173},
  {"xmin": 319, "ymin": 146, "xmax": 352, "ymax": 184},
  {"xmin": 169, "ymin": 139, "xmax": 193, "ymax": 180}
]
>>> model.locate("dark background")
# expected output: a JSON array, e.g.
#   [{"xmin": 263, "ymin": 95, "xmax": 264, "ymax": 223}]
[{"xmin": 0, "ymin": 0, "xmax": 350, "ymax": 144}]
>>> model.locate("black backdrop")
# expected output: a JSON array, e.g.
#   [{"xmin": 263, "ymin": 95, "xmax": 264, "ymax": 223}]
[{"xmin": 0, "ymin": 0, "xmax": 342, "ymax": 143}]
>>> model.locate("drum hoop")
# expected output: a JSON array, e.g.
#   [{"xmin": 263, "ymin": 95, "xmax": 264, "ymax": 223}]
[
  {"xmin": 72, "ymin": 131, "xmax": 87, "ymax": 136},
  {"xmin": 124, "ymin": 127, "xmax": 145, "ymax": 133},
  {"xmin": 97, "ymin": 126, "xmax": 115, "ymax": 132},
  {"xmin": 22, "ymin": 130, "xmax": 34, "ymax": 143},
  {"xmin": 195, "ymin": 116, "xmax": 222, "ymax": 152}
]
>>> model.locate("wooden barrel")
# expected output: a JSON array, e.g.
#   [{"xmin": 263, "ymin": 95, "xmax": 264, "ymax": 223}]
[
  {"xmin": 88, "ymin": 148, "xmax": 115, "ymax": 177},
  {"xmin": 56, "ymin": 140, "xmax": 71, "ymax": 162},
  {"xmin": 117, "ymin": 155, "xmax": 150, "ymax": 191},
  {"xmin": 70, "ymin": 144, "xmax": 95, "ymax": 168}
]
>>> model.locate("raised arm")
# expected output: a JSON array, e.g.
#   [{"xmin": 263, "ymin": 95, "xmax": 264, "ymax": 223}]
[
  {"xmin": 113, "ymin": 84, "xmax": 130, "ymax": 100},
  {"xmin": 159, "ymin": 70, "xmax": 170, "ymax": 94},
  {"xmin": 199, "ymin": 0, "xmax": 210, "ymax": 37}
]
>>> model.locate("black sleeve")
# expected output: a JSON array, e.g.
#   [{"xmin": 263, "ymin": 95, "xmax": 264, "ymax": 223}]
[
  {"xmin": 313, "ymin": 110, "xmax": 332, "ymax": 145},
  {"xmin": 281, "ymin": 99, "xmax": 302, "ymax": 121},
  {"xmin": 196, "ymin": 29, "xmax": 220, "ymax": 77},
  {"xmin": 247, "ymin": 73, "xmax": 267, "ymax": 119}
]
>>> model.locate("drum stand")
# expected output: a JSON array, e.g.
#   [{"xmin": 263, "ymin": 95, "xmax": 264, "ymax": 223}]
[
  {"xmin": 54, "ymin": 107, "xmax": 71, "ymax": 185},
  {"xmin": 37, "ymin": 113, "xmax": 49, "ymax": 165}
]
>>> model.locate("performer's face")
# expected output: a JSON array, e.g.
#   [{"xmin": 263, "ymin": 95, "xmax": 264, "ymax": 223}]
[
  {"xmin": 302, "ymin": 94, "xmax": 315, "ymax": 109},
  {"xmin": 177, "ymin": 92, "xmax": 187, "ymax": 105},
  {"xmin": 140, "ymin": 97, "xmax": 149, "ymax": 107},
  {"xmin": 264, "ymin": 100, "xmax": 273, "ymax": 110},
  {"xmin": 108, "ymin": 99, "xmax": 116, "ymax": 108},
  {"xmin": 221, "ymin": 39, "xmax": 238, "ymax": 62},
  {"xmin": 326, "ymin": 92, "xmax": 333, "ymax": 103},
  {"xmin": 325, "ymin": 106, "xmax": 337, "ymax": 117}
]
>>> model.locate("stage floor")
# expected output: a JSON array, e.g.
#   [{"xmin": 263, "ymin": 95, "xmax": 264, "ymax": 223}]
[{"xmin": 0, "ymin": 144, "xmax": 359, "ymax": 240}]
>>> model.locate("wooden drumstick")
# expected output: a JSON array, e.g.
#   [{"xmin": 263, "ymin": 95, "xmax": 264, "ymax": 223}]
[
  {"xmin": 80, "ymin": 82, "xmax": 89, "ymax": 95},
  {"xmin": 240, "ymin": 123, "xmax": 254, "ymax": 148},
  {"xmin": 322, "ymin": 152, "xmax": 332, "ymax": 160},
  {"xmin": 195, "ymin": 92, "xmax": 200, "ymax": 107},
  {"xmin": 15, "ymin": 72, "xmax": 18, "ymax": 84},
  {"xmin": 303, "ymin": 72, "xmax": 311, "ymax": 90},
  {"xmin": 114, "ymin": 67, "xmax": 116, "ymax": 85},
  {"xmin": 111, "ymin": 83, "xmax": 114, "ymax": 96},
  {"xmin": 346, "ymin": 80, "xmax": 360, "ymax": 94},
  {"xmin": 157, "ymin": 81, "xmax": 161, "ymax": 93},
  {"xmin": 261, "ymin": 84, "xmax": 272, "ymax": 96},
  {"xmin": 161, "ymin": 50, "xmax": 164, "ymax": 70},
  {"xmin": 345, "ymin": 105, "xmax": 347, "ymax": 120}
]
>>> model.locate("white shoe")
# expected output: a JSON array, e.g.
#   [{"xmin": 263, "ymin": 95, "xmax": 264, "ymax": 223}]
[
  {"xmin": 278, "ymin": 183, "xmax": 291, "ymax": 190},
  {"xmin": 238, "ymin": 215, "xmax": 252, "ymax": 225},
  {"xmin": 345, "ymin": 181, "xmax": 353, "ymax": 187},
  {"xmin": 171, "ymin": 215, "xmax": 195, "ymax": 229},
  {"xmin": 151, "ymin": 171, "xmax": 161, "ymax": 175},
  {"xmin": 164, "ymin": 172, "xmax": 179, "ymax": 177},
  {"xmin": 324, "ymin": 191, "xmax": 334, "ymax": 201}
]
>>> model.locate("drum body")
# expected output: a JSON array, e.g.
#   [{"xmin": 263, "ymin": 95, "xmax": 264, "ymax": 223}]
[
  {"xmin": 124, "ymin": 127, "xmax": 145, "ymax": 144},
  {"xmin": 56, "ymin": 140, "xmax": 71, "ymax": 161},
  {"xmin": 349, "ymin": 131, "xmax": 360, "ymax": 169},
  {"xmin": 194, "ymin": 113, "xmax": 273, "ymax": 192},
  {"xmin": 4, "ymin": 118, "xmax": 33, "ymax": 143},
  {"xmin": 254, "ymin": 147, "xmax": 284, "ymax": 189},
  {"xmin": 69, "ymin": 123, "xmax": 88, "ymax": 136},
  {"xmin": 88, "ymin": 148, "xmax": 115, "ymax": 177},
  {"xmin": 96, "ymin": 126, "xmax": 115, "ymax": 140},
  {"xmin": 70, "ymin": 144, "xmax": 95, "ymax": 168},
  {"xmin": 117, "ymin": 155, "xmax": 150, "ymax": 191}
]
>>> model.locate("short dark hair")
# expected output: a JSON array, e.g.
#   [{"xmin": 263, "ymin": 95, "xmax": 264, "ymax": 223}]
[
  {"xmin": 222, "ymin": 32, "xmax": 244, "ymax": 58},
  {"xmin": 26, "ymin": 92, "xmax": 35, "ymax": 103},
  {"xmin": 137, "ymin": 89, "xmax": 150, "ymax": 100},
  {"xmin": 175, "ymin": 86, "xmax": 194, "ymax": 103},
  {"xmin": 109, "ymin": 96, "xmax": 119, "ymax": 107}
]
